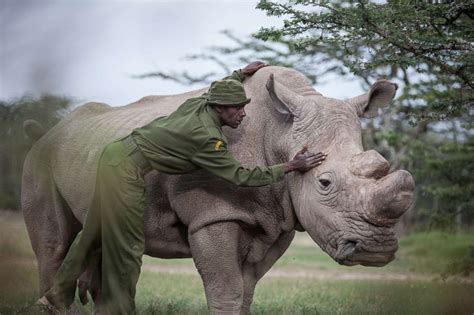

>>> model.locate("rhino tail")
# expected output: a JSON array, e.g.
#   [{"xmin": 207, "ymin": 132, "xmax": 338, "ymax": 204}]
[{"xmin": 23, "ymin": 119, "xmax": 46, "ymax": 141}]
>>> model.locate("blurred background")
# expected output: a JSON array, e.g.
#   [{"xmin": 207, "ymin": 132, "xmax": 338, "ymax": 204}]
[{"xmin": 1, "ymin": 0, "xmax": 473, "ymax": 314}]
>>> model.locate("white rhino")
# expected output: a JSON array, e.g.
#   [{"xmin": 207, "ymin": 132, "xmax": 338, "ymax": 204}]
[{"xmin": 22, "ymin": 66, "xmax": 414, "ymax": 314}]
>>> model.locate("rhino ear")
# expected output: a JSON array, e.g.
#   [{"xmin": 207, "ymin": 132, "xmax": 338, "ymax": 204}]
[
  {"xmin": 266, "ymin": 73, "xmax": 304, "ymax": 117},
  {"xmin": 348, "ymin": 80, "xmax": 398, "ymax": 118}
]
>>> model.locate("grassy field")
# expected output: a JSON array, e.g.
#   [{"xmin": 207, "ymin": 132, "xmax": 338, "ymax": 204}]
[{"xmin": 1, "ymin": 210, "xmax": 473, "ymax": 315}]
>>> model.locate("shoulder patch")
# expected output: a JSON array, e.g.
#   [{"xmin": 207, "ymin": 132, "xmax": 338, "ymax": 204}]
[{"xmin": 215, "ymin": 140, "xmax": 224, "ymax": 151}]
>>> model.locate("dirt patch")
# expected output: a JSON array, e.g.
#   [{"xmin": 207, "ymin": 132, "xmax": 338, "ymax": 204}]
[{"xmin": 142, "ymin": 263, "xmax": 474, "ymax": 284}]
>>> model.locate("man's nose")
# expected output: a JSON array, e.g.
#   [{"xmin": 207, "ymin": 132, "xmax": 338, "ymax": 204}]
[{"xmin": 241, "ymin": 109, "xmax": 246, "ymax": 117}]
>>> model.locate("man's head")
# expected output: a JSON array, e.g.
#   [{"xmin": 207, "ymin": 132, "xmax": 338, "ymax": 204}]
[{"xmin": 207, "ymin": 78, "xmax": 250, "ymax": 128}]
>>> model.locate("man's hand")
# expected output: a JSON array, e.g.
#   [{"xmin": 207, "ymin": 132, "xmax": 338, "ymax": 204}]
[
  {"xmin": 241, "ymin": 61, "xmax": 267, "ymax": 77},
  {"xmin": 284, "ymin": 146, "xmax": 327, "ymax": 173}
]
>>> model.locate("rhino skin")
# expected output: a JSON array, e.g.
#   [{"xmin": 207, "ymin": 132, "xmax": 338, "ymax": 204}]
[{"xmin": 22, "ymin": 66, "xmax": 414, "ymax": 314}]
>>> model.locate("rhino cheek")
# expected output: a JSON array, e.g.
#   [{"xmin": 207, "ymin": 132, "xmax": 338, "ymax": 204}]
[
  {"xmin": 297, "ymin": 204, "xmax": 339, "ymax": 256},
  {"xmin": 290, "ymin": 177, "xmax": 340, "ymax": 255}
]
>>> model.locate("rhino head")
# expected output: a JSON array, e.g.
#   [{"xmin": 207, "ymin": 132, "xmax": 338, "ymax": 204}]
[{"xmin": 261, "ymin": 69, "xmax": 414, "ymax": 267}]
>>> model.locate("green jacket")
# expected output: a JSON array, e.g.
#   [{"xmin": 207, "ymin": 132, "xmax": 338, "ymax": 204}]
[{"xmin": 131, "ymin": 70, "xmax": 285, "ymax": 187}]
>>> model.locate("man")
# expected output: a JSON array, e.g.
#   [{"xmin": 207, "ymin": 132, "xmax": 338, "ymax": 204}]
[{"xmin": 36, "ymin": 62, "xmax": 326, "ymax": 314}]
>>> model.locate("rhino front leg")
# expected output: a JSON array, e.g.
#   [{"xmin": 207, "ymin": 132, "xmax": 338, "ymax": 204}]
[
  {"xmin": 189, "ymin": 221, "xmax": 244, "ymax": 315},
  {"xmin": 240, "ymin": 231, "xmax": 295, "ymax": 315}
]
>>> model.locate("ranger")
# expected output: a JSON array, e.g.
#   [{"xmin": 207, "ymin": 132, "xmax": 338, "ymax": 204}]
[{"xmin": 36, "ymin": 62, "xmax": 327, "ymax": 314}]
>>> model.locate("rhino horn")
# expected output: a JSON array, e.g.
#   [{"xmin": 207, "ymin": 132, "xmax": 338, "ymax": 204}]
[
  {"xmin": 371, "ymin": 170, "xmax": 415, "ymax": 223},
  {"xmin": 349, "ymin": 150, "xmax": 390, "ymax": 179},
  {"xmin": 266, "ymin": 73, "xmax": 304, "ymax": 117},
  {"xmin": 348, "ymin": 80, "xmax": 398, "ymax": 118}
]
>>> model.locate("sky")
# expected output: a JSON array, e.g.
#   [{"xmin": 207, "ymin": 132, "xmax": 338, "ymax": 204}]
[{"xmin": 0, "ymin": 0, "xmax": 362, "ymax": 107}]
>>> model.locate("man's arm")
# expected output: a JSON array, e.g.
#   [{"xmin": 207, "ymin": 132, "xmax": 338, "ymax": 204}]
[
  {"xmin": 191, "ymin": 138, "xmax": 326, "ymax": 187},
  {"xmin": 191, "ymin": 137, "xmax": 284, "ymax": 187},
  {"xmin": 222, "ymin": 61, "xmax": 267, "ymax": 83}
]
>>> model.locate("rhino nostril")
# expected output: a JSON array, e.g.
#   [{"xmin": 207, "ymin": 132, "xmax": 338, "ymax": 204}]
[{"xmin": 345, "ymin": 239, "xmax": 357, "ymax": 248}]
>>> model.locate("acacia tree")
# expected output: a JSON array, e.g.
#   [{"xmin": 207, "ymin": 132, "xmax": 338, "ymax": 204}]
[
  {"xmin": 255, "ymin": 0, "xmax": 472, "ymax": 121},
  {"xmin": 139, "ymin": 0, "xmax": 473, "ymax": 229}
]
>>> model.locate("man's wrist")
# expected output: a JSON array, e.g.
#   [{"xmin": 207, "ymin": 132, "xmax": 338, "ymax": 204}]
[{"xmin": 283, "ymin": 162, "xmax": 294, "ymax": 174}]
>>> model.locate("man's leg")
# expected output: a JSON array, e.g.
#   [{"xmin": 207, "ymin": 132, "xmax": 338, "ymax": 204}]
[{"xmin": 99, "ymin": 144, "xmax": 147, "ymax": 315}]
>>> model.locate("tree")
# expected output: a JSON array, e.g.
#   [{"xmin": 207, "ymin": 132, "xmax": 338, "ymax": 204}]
[
  {"xmin": 255, "ymin": 0, "xmax": 473, "ymax": 121},
  {"xmin": 0, "ymin": 94, "xmax": 74, "ymax": 210}
]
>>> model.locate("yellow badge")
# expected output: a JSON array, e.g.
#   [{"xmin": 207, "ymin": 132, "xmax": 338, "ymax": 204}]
[{"xmin": 215, "ymin": 140, "xmax": 223, "ymax": 151}]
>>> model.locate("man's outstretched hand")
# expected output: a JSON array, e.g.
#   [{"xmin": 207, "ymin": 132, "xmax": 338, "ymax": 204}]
[
  {"xmin": 284, "ymin": 146, "xmax": 327, "ymax": 173},
  {"xmin": 242, "ymin": 61, "xmax": 267, "ymax": 77}
]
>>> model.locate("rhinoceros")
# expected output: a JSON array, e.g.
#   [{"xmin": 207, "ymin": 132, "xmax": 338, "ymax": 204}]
[{"xmin": 22, "ymin": 66, "xmax": 414, "ymax": 314}]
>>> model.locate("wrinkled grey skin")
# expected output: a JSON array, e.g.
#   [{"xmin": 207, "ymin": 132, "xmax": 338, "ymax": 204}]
[{"xmin": 22, "ymin": 66, "xmax": 414, "ymax": 314}]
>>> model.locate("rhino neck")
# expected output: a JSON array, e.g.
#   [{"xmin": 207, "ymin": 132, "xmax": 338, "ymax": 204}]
[{"xmin": 253, "ymin": 98, "xmax": 300, "ymax": 233}]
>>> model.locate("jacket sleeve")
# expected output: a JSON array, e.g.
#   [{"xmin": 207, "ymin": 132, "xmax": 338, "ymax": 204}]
[
  {"xmin": 223, "ymin": 70, "xmax": 245, "ymax": 82},
  {"xmin": 191, "ymin": 137, "xmax": 285, "ymax": 187}
]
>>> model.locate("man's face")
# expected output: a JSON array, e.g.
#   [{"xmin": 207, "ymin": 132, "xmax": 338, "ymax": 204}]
[{"xmin": 215, "ymin": 105, "xmax": 246, "ymax": 129}]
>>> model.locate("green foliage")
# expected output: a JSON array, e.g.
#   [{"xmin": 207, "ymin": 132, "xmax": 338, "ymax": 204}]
[
  {"xmin": 256, "ymin": 0, "xmax": 473, "ymax": 122},
  {"xmin": 0, "ymin": 94, "xmax": 74, "ymax": 210},
  {"xmin": 408, "ymin": 134, "xmax": 474, "ymax": 230}
]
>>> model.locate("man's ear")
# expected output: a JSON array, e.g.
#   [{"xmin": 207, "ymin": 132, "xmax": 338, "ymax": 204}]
[
  {"xmin": 347, "ymin": 80, "xmax": 398, "ymax": 118},
  {"xmin": 213, "ymin": 105, "xmax": 224, "ymax": 113}
]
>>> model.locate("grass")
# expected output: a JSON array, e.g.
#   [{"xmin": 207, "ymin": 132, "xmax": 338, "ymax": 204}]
[
  {"xmin": 134, "ymin": 270, "xmax": 474, "ymax": 315},
  {"xmin": 1, "ymin": 210, "xmax": 473, "ymax": 314},
  {"xmin": 0, "ymin": 211, "xmax": 39, "ymax": 314}
]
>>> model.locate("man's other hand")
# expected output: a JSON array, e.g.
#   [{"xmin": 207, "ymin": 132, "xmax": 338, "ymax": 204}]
[
  {"xmin": 242, "ymin": 61, "xmax": 267, "ymax": 77},
  {"xmin": 284, "ymin": 146, "xmax": 327, "ymax": 173}
]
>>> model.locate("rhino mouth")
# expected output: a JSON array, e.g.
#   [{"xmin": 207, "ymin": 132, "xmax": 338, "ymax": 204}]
[{"xmin": 334, "ymin": 238, "xmax": 398, "ymax": 267}]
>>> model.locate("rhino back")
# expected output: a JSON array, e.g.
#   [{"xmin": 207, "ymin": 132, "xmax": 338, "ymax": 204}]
[{"xmin": 35, "ymin": 89, "xmax": 206, "ymax": 220}]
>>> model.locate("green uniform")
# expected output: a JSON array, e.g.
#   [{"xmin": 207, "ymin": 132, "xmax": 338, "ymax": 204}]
[{"xmin": 44, "ymin": 70, "xmax": 284, "ymax": 314}]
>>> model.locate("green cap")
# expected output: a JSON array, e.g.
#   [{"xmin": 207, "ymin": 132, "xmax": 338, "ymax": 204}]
[{"xmin": 207, "ymin": 79, "xmax": 251, "ymax": 106}]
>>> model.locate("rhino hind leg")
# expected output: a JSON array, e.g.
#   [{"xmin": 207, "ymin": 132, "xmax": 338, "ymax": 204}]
[
  {"xmin": 22, "ymin": 169, "xmax": 82, "ymax": 295},
  {"xmin": 143, "ymin": 173, "xmax": 191, "ymax": 258}
]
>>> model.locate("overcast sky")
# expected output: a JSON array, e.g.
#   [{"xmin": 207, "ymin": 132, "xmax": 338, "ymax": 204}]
[{"xmin": 1, "ymin": 0, "xmax": 362, "ymax": 107}]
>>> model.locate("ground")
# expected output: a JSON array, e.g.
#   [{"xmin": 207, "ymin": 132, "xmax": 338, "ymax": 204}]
[{"xmin": 1, "ymin": 210, "xmax": 473, "ymax": 314}]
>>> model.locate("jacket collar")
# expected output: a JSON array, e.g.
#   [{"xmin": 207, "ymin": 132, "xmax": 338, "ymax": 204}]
[{"xmin": 203, "ymin": 105, "xmax": 222, "ymax": 128}]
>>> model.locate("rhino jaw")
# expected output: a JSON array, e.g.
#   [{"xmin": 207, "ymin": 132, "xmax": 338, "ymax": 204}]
[{"xmin": 334, "ymin": 238, "xmax": 398, "ymax": 267}]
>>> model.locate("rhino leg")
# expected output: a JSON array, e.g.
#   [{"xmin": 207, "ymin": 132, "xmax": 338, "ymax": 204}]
[
  {"xmin": 22, "ymin": 168, "xmax": 82, "ymax": 295},
  {"xmin": 240, "ymin": 231, "xmax": 295, "ymax": 315},
  {"xmin": 189, "ymin": 221, "xmax": 245, "ymax": 315}
]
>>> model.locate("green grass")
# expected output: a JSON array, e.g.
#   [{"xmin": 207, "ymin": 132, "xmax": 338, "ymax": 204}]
[
  {"xmin": 1, "ymin": 211, "xmax": 473, "ymax": 314},
  {"xmin": 135, "ymin": 270, "xmax": 474, "ymax": 315},
  {"xmin": 392, "ymin": 231, "xmax": 474, "ymax": 274},
  {"xmin": 0, "ymin": 211, "xmax": 39, "ymax": 314}
]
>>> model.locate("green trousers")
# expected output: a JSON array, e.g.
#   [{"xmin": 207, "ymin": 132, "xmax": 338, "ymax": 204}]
[{"xmin": 45, "ymin": 137, "xmax": 149, "ymax": 314}]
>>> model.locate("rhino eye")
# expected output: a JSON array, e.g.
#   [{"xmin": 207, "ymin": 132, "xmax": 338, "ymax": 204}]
[{"xmin": 319, "ymin": 179, "xmax": 331, "ymax": 188}]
